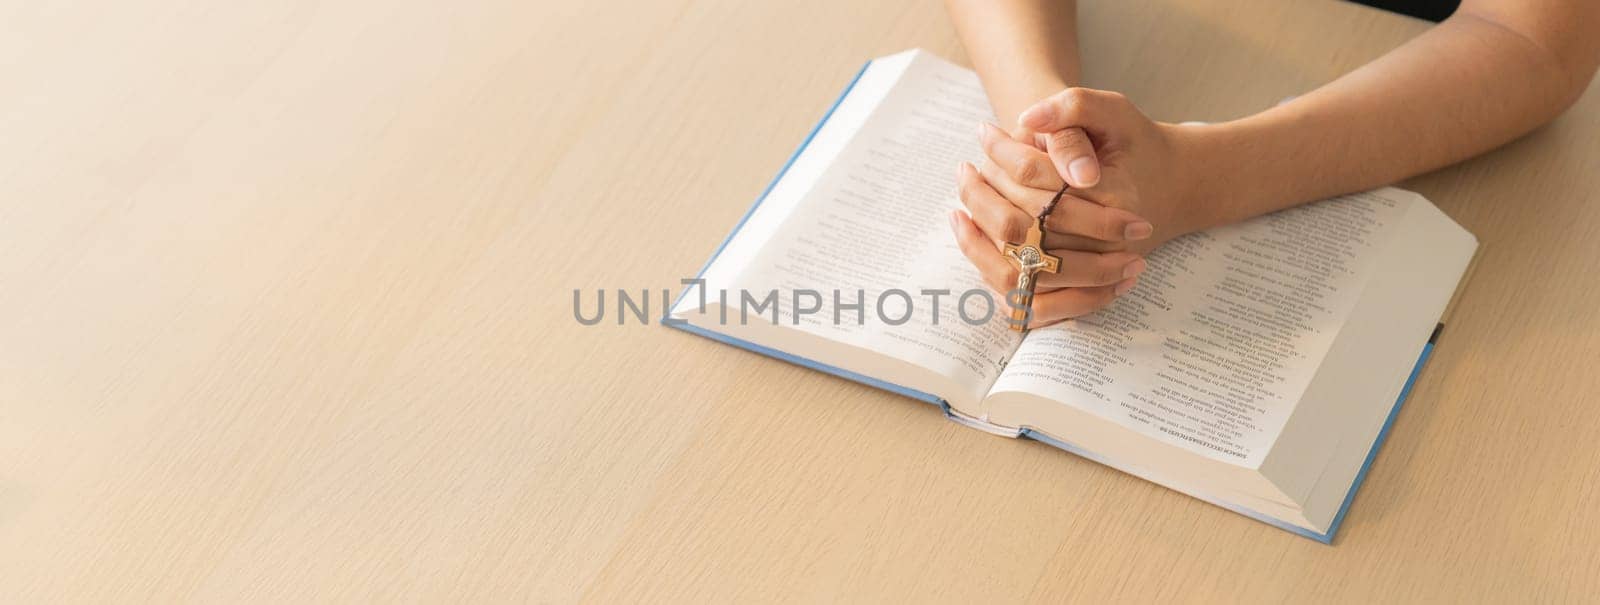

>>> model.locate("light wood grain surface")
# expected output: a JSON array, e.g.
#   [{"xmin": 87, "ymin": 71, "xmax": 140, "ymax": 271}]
[{"xmin": 3, "ymin": 0, "xmax": 1597, "ymax": 601}]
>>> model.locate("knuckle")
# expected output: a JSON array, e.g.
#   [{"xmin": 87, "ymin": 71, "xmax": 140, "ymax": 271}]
[
  {"xmin": 1096, "ymin": 259, "xmax": 1124, "ymax": 285},
  {"xmin": 1001, "ymin": 215, "xmax": 1030, "ymax": 243},
  {"xmin": 1049, "ymin": 206, "xmax": 1088, "ymax": 236},
  {"xmin": 1060, "ymin": 128, "xmax": 1091, "ymax": 149},
  {"xmin": 1097, "ymin": 285, "xmax": 1120, "ymax": 306},
  {"xmin": 1049, "ymin": 128, "xmax": 1076, "ymax": 147},
  {"xmin": 1070, "ymin": 293, "xmax": 1113, "ymax": 318},
  {"xmin": 1097, "ymin": 209, "xmax": 1123, "ymax": 239},
  {"xmin": 1061, "ymin": 300, "xmax": 1092, "ymax": 319},
  {"xmin": 1045, "ymin": 212, "xmax": 1071, "ymax": 234},
  {"xmin": 1012, "ymin": 159, "xmax": 1040, "ymax": 185}
]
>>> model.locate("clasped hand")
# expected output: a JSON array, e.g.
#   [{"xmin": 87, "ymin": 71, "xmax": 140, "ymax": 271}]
[{"xmin": 950, "ymin": 87, "xmax": 1200, "ymax": 326}]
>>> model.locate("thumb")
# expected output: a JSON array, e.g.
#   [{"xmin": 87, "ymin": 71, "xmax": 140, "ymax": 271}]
[
  {"xmin": 1042, "ymin": 126, "xmax": 1099, "ymax": 189},
  {"xmin": 1017, "ymin": 87, "xmax": 1120, "ymax": 188},
  {"xmin": 1018, "ymin": 88, "xmax": 1120, "ymax": 188},
  {"xmin": 1017, "ymin": 88, "xmax": 1117, "ymax": 132}
]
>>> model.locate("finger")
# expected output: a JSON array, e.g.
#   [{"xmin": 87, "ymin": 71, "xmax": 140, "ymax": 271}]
[
  {"xmin": 1035, "ymin": 250, "xmax": 1146, "ymax": 288},
  {"xmin": 1056, "ymin": 169, "xmax": 1134, "ymax": 209},
  {"xmin": 957, "ymin": 161, "xmax": 1033, "ymax": 245},
  {"xmin": 948, "ymin": 209, "xmax": 1019, "ymax": 295},
  {"xmin": 979, "ymin": 122, "xmax": 1062, "ymax": 190},
  {"xmin": 1010, "ymin": 125, "xmax": 1044, "ymax": 151},
  {"xmin": 1017, "ymin": 88, "xmax": 1128, "ymax": 188},
  {"xmin": 975, "ymin": 159, "xmax": 1056, "ymax": 218},
  {"xmin": 1041, "ymin": 232, "xmax": 1124, "ymax": 254},
  {"xmin": 974, "ymin": 160, "xmax": 1154, "ymax": 244},
  {"xmin": 1030, "ymin": 276, "xmax": 1140, "ymax": 323},
  {"xmin": 1043, "ymin": 126, "xmax": 1100, "ymax": 189},
  {"xmin": 1042, "ymin": 195, "xmax": 1155, "ymax": 243}
]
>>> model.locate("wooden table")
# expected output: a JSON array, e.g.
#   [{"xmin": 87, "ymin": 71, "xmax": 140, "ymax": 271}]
[{"xmin": 4, "ymin": 0, "xmax": 1598, "ymax": 601}]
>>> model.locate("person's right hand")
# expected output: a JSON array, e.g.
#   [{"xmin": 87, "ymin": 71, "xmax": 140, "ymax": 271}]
[
  {"xmin": 950, "ymin": 87, "xmax": 1214, "ymax": 324},
  {"xmin": 1008, "ymin": 87, "xmax": 1210, "ymax": 255}
]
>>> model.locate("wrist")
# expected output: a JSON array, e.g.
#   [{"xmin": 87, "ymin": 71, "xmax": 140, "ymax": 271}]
[
  {"xmin": 1169, "ymin": 107, "xmax": 1332, "ymax": 234},
  {"xmin": 1161, "ymin": 121, "xmax": 1233, "ymax": 235}
]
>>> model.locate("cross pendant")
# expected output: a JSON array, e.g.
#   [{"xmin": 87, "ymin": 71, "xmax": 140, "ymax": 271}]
[{"xmin": 1002, "ymin": 215, "xmax": 1061, "ymax": 332}]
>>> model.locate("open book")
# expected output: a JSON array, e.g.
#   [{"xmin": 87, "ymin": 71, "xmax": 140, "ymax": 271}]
[{"xmin": 668, "ymin": 49, "xmax": 1477, "ymax": 542}]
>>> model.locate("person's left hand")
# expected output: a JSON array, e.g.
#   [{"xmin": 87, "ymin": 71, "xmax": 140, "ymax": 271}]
[
  {"xmin": 950, "ymin": 87, "xmax": 1213, "ymax": 323},
  {"xmin": 979, "ymin": 88, "xmax": 1208, "ymax": 256}
]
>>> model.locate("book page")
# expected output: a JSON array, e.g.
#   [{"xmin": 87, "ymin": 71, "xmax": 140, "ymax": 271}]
[
  {"xmin": 989, "ymin": 191, "xmax": 1411, "ymax": 465},
  {"xmin": 686, "ymin": 52, "xmax": 1020, "ymax": 406}
]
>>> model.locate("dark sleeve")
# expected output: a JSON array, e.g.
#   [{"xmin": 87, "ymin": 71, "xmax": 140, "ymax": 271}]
[{"xmin": 1345, "ymin": 0, "xmax": 1459, "ymax": 22}]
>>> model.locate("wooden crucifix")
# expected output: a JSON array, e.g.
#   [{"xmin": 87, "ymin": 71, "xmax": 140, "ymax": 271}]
[{"xmin": 1001, "ymin": 185, "xmax": 1068, "ymax": 331}]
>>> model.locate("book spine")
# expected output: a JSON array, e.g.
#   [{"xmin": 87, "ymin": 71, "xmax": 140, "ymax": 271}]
[{"xmin": 942, "ymin": 403, "xmax": 1023, "ymax": 438}]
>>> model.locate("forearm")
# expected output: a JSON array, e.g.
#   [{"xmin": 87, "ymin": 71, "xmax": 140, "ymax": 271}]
[
  {"xmin": 1180, "ymin": 8, "xmax": 1600, "ymax": 229},
  {"xmin": 946, "ymin": 0, "xmax": 1081, "ymax": 125}
]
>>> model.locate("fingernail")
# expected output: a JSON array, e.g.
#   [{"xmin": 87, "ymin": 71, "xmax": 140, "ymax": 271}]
[
  {"xmin": 1125, "ymin": 221, "xmax": 1154, "ymax": 241},
  {"xmin": 1115, "ymin": 277, "xmax": 1138, "ymax": 296},
  {"xmin": 1122, "ymin": 258, "xmax": 1147, "ymax": 280},
  {"xmin": 948, "ymin": 209, "xmax": 961, "ymax": 231},
  {"xmin": 1068, "ymin": 157, "xmax": 1099, "ymax": 188},
  {"xmin": 978, "ymin": 121, "xmax": 990, "ymax": 139}
]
